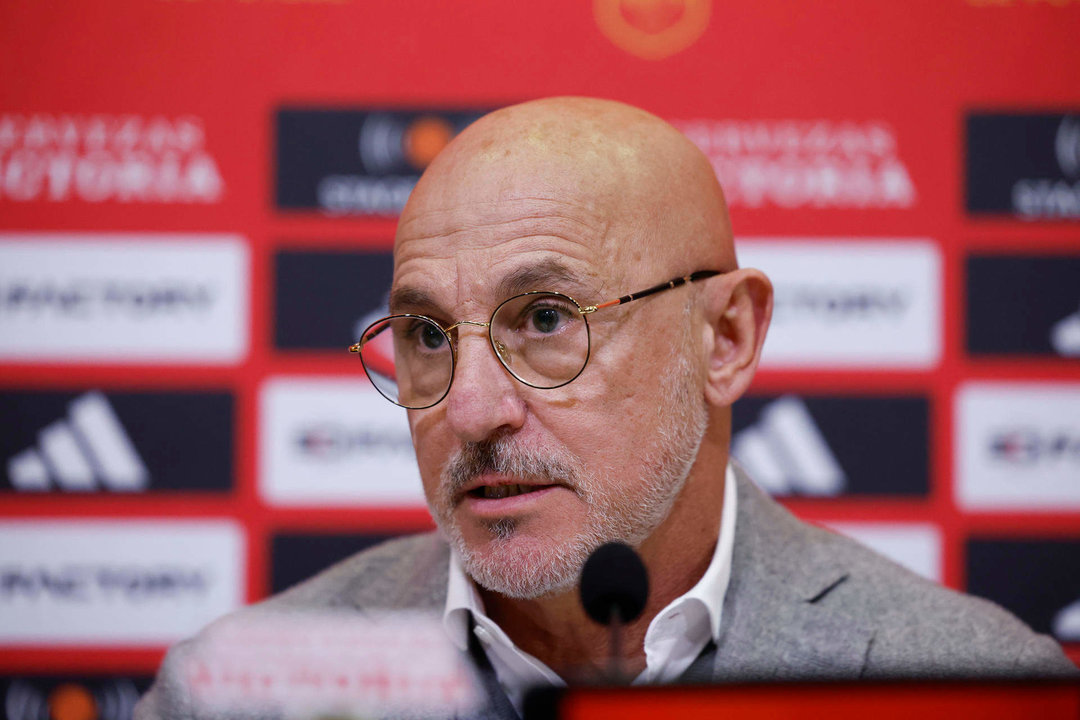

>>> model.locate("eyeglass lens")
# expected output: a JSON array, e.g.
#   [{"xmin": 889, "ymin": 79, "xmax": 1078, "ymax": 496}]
[{"xmin": 358, "ymin": 292, "xmax": 590, "ymax": 409}]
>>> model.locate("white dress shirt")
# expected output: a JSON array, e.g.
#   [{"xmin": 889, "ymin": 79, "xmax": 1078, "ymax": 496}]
[{"xmin": 442, "ymin": 463, "xmax": 738, "ymax": 712}]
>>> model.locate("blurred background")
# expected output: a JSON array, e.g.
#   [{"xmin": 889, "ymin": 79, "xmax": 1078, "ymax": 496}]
[{"xmin": 1, "ymin": 0, "xmax": 1078, "ymax": 715}]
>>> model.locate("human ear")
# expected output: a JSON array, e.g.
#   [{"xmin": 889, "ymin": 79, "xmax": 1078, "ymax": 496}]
[{"xmin": 702, "ymin": 268, "xmax": 773, "ymax": 407}]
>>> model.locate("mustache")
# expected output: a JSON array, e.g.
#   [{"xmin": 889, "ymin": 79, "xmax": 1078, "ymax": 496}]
[{"xmin": 441, "ymin": 435, "xmax": 585, "ymax": 498}]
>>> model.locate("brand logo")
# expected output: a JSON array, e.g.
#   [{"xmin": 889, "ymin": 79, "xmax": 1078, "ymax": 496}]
[
  {"xmin": 823, "ymin": 523, "xmax": 941, "ymax": 582},
  {"xmin": 967, "ymin": 112, "xmax": 1080, "ymax": 219},
  {"xmin": 967, "ymin": 254, "xmax": 1080, "ymax": 357},
  {"xmin": 989, "ymin": 428, "xmax": 1080, "ymax": 465},
  {"xmin": 673, "ymin": 119, "xmax": 917, "ymax": 210},
  {"xmin": 6, "ymin": 392, "xmax": 147, "ymax": 492},
  {"xmin": 732, "ymin": 396, "xmax": 846, "ymax": 496},
  {"xmin": 274, "ymin": 249, "xmax": 392, "ymax": 350},
  {"xmin": 276, "ymin": 108, "xmax": 490, "ymax": 215},
  {"xmin": 1, "ymin": 565, "xmax": 208, "ymax": 600},
  {"xmin": 956, "ymin": 383, "xmax": 1080, "ymax": 510},
  {"xmin": 260, "ymin": 378, "xmax": 423, "ymax": 506},
  {"xmin": 737, "ymin": 239, "xmax": 940, "ymax": 368},
  {"xmin": 967, "ymin": 538, "xmax": 1080, "ymax": 642},
  {"xmin": 1, "ymin": 389, "xmax": 234, "ymax": 493},
  {"xmin": 773, "ymin": 286, "xmax": 909, "ymax": 321},
  {"xmin": 0, "ymin": 113, "xmax": 223, "ymax": 204},
  {"xmin": 0, "ymin": 520, "xmax": 243, "ymax": 644},
  {"xmin": 0, "ymin": 234, "xmax": 248, "ymax": 363},
  {"xmin": 3, "ymin": 677, "xmax": 149, "ymax": 720},
  {"xmin": 296, "ymin": 423, "xmax": 414, "ymax": 460},
  {"xmin": 594, "ymin": 0, "xmax": 710, "ymax": 60},
  {"xmin": 732, "ymin": 394, "xmax": 929, "ymax": 497}
]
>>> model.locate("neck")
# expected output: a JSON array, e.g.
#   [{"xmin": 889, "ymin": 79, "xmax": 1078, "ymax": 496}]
[{"xmin": 478, "ymin": 439, "xmax": 729, "ymax": 682}]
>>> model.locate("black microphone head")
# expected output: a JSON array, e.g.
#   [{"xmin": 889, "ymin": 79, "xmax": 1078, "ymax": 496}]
[{"xmin": 579, "ymin": 541, "xmax": 649, "ymax": 625}]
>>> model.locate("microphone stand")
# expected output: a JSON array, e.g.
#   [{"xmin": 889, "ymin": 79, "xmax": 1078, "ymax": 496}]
[{"xmin": 607, "ymin": 606, "xmax": 626, "ymax": 684}]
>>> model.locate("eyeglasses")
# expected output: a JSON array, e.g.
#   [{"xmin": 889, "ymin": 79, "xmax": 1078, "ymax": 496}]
[{"xmin": 349, "ymin": 270, "xmax": 723, "ymax": 409}]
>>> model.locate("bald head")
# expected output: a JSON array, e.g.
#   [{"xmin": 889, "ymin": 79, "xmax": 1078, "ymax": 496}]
[
  {"xmin": 392, "ymin": 99, "xmax": 773, "ymax": 609},
  {"xmin": 398, "ymin": 97, "xmax": 736, "ymax": 281}
]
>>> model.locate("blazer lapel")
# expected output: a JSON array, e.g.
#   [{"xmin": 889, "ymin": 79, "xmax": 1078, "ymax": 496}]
[{"xmin": 707, "ymin": 465, "xmax": 874, "ymax": 681}]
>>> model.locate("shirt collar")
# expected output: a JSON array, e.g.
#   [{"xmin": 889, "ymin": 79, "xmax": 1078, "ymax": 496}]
[
  {"xmin": 664, "ymin": 461, "xmax": 737, "ymax": 642},
  {"xmin": 443, "ymin": 463, "xmax": 737, "ymax": 647},
  {"xmin": 443, "ymin": 546, "xmax": 483, "ymax": 652}
]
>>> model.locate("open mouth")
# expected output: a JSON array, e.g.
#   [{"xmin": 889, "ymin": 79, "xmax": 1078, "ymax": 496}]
[{"xmin": 469, "ymin": 484, "xmax": 550, "ymax": 500}]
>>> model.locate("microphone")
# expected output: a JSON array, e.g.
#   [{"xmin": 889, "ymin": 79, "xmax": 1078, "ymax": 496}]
[{"xmin": 579, "ymin": 542, "xmax": 649, "ymax": 683}]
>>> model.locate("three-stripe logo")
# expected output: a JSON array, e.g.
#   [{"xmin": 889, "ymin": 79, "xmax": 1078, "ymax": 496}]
[{"xmin": 6, "ymin": 391, "xmax": 149, "ymax": 492}]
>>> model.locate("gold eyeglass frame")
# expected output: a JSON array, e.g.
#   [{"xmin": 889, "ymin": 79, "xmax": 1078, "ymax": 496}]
[{"xmin": 349, "ymin": 269, "xmax": 724, "ymax": 409}]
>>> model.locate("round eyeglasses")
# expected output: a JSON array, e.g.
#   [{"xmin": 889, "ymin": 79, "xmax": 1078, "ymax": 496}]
[{"xmin": 350, "ymin": 270, "xmax": 723, "ymax": 409}]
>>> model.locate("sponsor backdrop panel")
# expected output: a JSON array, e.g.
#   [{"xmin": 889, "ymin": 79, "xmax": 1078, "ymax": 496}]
[
  {"xmin": 2, "ymin": 389, "xmax": 234, "ymax": 494},
  {"xmin": 0, "ymin": 235, "xmax": 249, "ymax": 364},
  {"xmin": 955, "ymin": 382, "xmax": 1080, "ymax": 511},
  {"xmin": 967, "ymin": 538, "xmax": 1080, "ymax": 647},
  {"xmin": 965, "ymin": 113, "xmax": 1080, "ymax": 220},
  {"xmin": 731, "ymin": 394, "xmax": 929, "ymax": 498},
  {"xmin": 276, "ymin": 108, "xmax": 491, "ymax": 216},
  {"xmin": 0, "ymin": 520, "xmax": 244, "ymax": 645},
  {"xmin": 966, "ymin": 254, "xmax": 1080, "ymax": 358},
  {"xmin": 259, "ymin": 377, "xmax": 422, "ymax": 506},
  {"xmin": 736, "ymin": 240, "xmax": 941, "ymax": 369},
  {"xmin": 274, "ymin": 249, "xmax": 393, "ymax": 351},
  {"xmin": 2, "ymin": 0, "xmax": 1079, "ymax": 674}
]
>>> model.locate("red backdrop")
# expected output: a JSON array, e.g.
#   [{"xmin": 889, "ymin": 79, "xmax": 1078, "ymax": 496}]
[{"xmin": 1, "ymin": 0, "xmax": 1078, "ymax": 696}]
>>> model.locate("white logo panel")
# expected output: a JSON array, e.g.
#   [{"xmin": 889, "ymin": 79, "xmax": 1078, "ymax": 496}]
[
  {"xmin": 0, "ymin": 520, "xmax": 244, "ymax": 645},
  {"xmin": 737, "ymin": 239, "xmax": 941, "ymax": 368},
  {"xmin": 824, "ymin": 522, "xmax": 942, "ymax": 582},
  {"xmin": 260, "ymin": 377, "xmax": 424, "ymax": 506},
  {"xmin": 0, "ymin": 234, "xmax": 249, "ymax": 363},
  {"xmin": 956, "ymin": 382, "xmax": 1080, "ymax": 510}
]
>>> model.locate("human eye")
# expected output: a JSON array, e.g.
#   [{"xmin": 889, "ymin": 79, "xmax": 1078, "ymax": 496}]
[
  {"xmin": 395, "ymin": 317, "xmax": 446, "ymax": 353},
  {"xmin": 418, "ymin": 321, "xmax": 446, "ymax": 349},
  {"xmin": 520, "ymin": 297, "xmax": 578, "ymax": 335}
]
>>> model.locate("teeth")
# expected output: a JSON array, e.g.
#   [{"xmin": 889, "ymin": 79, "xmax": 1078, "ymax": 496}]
[{"xmin": 481, "ymin": 484, "xmax": 536, "ymax": 499}]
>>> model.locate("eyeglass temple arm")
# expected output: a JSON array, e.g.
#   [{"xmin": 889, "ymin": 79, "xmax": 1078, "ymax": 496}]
[
  {"xmin": 349, "ymin": 322, "xmax": 391, "ymax": 353},
  {"xmin": 580, "ymin": 270, "xmax": 723, "ymax": 314}
]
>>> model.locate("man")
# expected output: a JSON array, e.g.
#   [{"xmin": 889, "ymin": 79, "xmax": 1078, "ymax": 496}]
[{"xmin": 138, "ymin": 97, "xmax": 1075, "ymax": 718}]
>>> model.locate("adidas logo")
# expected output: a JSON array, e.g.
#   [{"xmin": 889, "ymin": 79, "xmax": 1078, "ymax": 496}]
[
  {"xmin": 1053, "ymin": 597, "xmax": 1080, "ymax": 642},
  {"xmin": 6, "ymin": 392, "xmax": 149, "ymax": 492},
  {"xmin": 732, "ymin": 396, "xmax": 847, "ymax": 496}
]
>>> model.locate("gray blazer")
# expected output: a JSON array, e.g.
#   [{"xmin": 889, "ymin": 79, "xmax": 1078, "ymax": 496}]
[{"xmin": 137, "ymin": 467, "xmax": 1076, "ymax": 718}]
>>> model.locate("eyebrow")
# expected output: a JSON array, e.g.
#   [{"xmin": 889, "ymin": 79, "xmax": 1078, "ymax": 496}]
[
  {"xmin": 389, "ymin": 258, "xmax": 596, "ymax": 317},
  {"xmin": 388, "ymin": 285, "xmax": 439, "ymax": 316},
  {"xmin": 493, "ymin": 259, "xmax": 593, "ymax": 301}
]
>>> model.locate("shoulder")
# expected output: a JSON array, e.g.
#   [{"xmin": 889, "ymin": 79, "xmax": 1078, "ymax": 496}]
[
  {"xmin": 728, "ymin": 466, "xmax": 1076, "ymax": 678},
  {"xmin": 807, "ymin": 522, "xmax": 1072, "ymax": 677},
  {"xmin": 135, "ymin": 532, "xmax": 451, "ymax": 719}
]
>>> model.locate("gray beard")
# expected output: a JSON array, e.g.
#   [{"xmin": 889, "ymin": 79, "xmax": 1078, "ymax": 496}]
[{"xmin": 431, "ymin": 350, "xmax": 708, "ymax": 600}]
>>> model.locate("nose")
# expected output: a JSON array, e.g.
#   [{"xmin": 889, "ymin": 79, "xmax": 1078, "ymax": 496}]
[{"xmin": 443, "ymin": 327, "xmax": 527, "ymax": 443}]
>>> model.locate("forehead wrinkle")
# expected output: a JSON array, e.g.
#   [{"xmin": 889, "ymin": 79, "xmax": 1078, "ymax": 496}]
[{"xmin": 396, "ymin": 196, "xmax": 607, "ymax": 244}]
